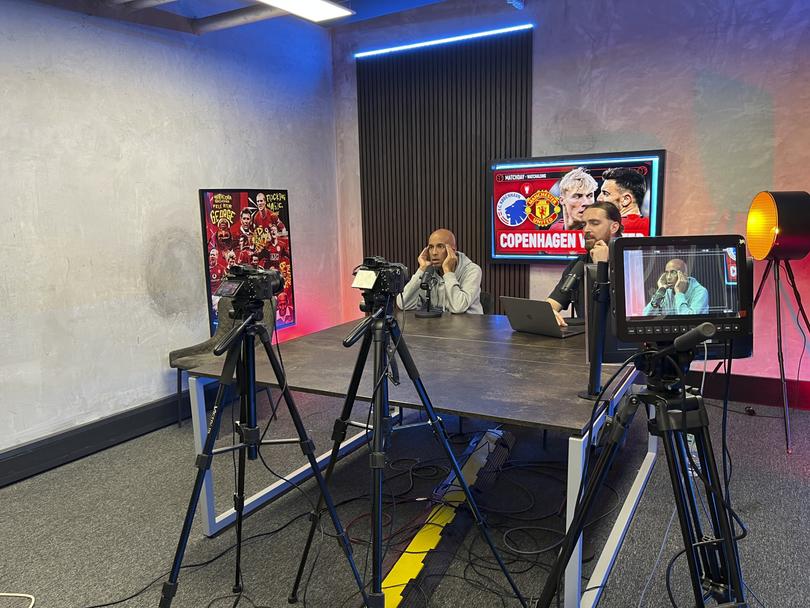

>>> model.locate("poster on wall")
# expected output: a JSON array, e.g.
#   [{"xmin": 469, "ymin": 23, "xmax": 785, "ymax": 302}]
[
  {"xmin": 489, "ymin": 149, "xmax": 665, "ymax": 262},
  {"xmin": 199, "ymin": 189, "xmax": 295, "ymax": 334}
]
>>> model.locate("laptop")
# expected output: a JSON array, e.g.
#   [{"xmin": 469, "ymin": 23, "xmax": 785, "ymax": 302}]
[{"xmin": 500, "ymin": 296, "xmax": 586, "ymax": 339}]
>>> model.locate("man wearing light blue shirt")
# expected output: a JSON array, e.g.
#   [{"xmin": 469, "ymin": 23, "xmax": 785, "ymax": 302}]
[{"xmin": 643, "ymin": 258, "xmax": 709, "ymax": 316}]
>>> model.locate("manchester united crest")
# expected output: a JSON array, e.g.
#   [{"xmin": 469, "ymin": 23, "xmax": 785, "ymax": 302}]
[{"xmin": 525, "ymin": 190, "xmax": 561, "ymax": 228}]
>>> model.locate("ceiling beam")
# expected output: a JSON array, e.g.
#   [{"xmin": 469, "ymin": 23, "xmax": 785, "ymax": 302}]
[
  {"xmin": 190, "ymin": 5, "xmax": 285, "ymax": 35},
  {"xmin": 32, "ymin": 0, "xmax": 194, "ymax": 33},
  {"xmin": 31, "ymin": 0, "xmax": 289, "ymax": 35}
]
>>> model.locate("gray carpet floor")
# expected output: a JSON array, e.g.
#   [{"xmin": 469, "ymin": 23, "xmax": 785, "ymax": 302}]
[{"xmin": 1, "ymin": 388, "xmax": 808, "ymax": 608}]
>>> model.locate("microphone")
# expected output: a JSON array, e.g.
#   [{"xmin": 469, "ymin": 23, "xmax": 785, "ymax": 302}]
[
  {"xmin": 560, "ymin": 261, "xmax": 585, "ymax": 294},
  {"xmin": 420, "ymin": 265, "xmax": 438, "ymax": 290},
  {"xmin": 654, "ymin": 323, "xmax": 717, "ymax": 359},
  {"xmin": 650, "ymin": 287, "xmax": 667, "ymax": 308},
  {"xmin": 673, "ymin": 322, "xmax": 716, "ymax": 352}
]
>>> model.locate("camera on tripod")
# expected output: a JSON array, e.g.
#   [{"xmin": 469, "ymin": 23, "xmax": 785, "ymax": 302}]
[
  {"xmin": 215, "ymin": 264, "xmax": 284, "ymax": 302},
  {"xmin": 351, "ymin": 256, "xmax": 409, "ymax": 312}
]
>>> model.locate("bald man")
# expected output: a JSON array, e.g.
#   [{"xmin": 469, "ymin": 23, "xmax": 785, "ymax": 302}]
[
  {"xmin": 397, "ymin": 228, "xmax": 483, "ymax": 314},
  {"xmin": 643, "ymin": 258, "xmax": 709, "ymax": 315}
]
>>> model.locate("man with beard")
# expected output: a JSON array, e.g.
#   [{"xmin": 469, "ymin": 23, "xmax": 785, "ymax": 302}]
[
  {"xmin": 397, "ymin": 228, "xmax": 483, "ymax": 314},
  {"xmin": 596, "ymin": 167, "xmax": 649, "ymax": 235},
  {"xmin": 546, "ymin": 201, "xmax": 622, "ymax": 327}
]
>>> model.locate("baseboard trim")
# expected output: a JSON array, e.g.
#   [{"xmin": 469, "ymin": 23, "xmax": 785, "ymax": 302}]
[
  {"xmin": 687, "ymin": 371, "xmax": 810, "ymax": 410},
  {"xmin": 0, "ymin": 383, "xmax": 217, "ymax": 488}
]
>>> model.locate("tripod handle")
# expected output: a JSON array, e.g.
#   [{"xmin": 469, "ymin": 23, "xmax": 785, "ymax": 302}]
[
  {"xmin": 214, "ymin": 313, "xmax": 256, "ymax": 356},
  {"xmin": 343, "ymin": 306, "xmax": 385, "ymax": 347}
]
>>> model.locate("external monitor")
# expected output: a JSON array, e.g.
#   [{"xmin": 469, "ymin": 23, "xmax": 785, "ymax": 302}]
[
  {"xmin": 609, "ymin": 235, "xmax": 753, "ymax": 352},
  {"xmin": 584, "ymin": 262, "xmax": 752, "ymax": 363}
]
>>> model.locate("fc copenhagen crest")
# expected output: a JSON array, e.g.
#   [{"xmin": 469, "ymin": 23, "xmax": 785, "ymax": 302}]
[
  {"xmin": 525, "ymin": 190, "xmax": 561, "ymax": 228},
  {"xmin": 496, "ymin": 192, "xmax": 528, "ymax": 227}
]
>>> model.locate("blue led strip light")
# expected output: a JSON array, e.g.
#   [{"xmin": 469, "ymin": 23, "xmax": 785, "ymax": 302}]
[{"xmin": 354, "ymin": 24, "xmax": 534, "ymax": 58}]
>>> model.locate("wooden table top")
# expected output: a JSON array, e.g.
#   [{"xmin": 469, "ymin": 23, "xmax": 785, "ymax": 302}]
[{"xmin": 190, "ymin": 312, "xmax": 634, "ymax": 436}]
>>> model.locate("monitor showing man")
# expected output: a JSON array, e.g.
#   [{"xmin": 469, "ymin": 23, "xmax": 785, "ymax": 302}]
[
  {"xmin": 397, "ymin": 228, "xmax": 483, "ymax": 314},
  {"xmin": 643, "ymin": 258, "xmax": 709, "ymax": 315},
  {"xmin": 597, "ymin": 167, "xmax": 649, "ymax": 235},
  {"xmin": 547, "ymin": 201, "xmax": 622, "ymax": 326}
]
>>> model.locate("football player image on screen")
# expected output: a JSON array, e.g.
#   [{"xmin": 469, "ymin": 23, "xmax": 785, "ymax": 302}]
[
  {"xmin": 549, "ymin": 167, "xmax": 598, "ymax": 231},
  {"xmin": 597, "ymin": 167, "xmax": 650, "ymax": 236},
  {"xmin": 643, "ymin": 258, "xmax": 709, "ymax": 315}
]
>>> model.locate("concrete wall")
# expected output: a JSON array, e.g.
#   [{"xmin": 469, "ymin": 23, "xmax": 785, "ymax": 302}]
[
  {"xmin": 332, "ymin": 0, "xmax": 810, "ymax": 382},
  {"xmin": 0, "ymin": 1, "xmax": 342, "ymax": 451}
]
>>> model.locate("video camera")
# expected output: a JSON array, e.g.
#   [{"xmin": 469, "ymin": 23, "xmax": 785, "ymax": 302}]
[
  {"xmin": 609, "ymin": 234, "xmax": 753, "ymax": 347},
  {"xmin": 215, "ymin": 264, "xmax": 284, "ymax": 302},
  {"xmin": 350, "ymin": 256, "xmax": 409, "ymax": 314},
  {"xmin": 352, "ymin": 256, "xmax": 408, "ymax": 295}
]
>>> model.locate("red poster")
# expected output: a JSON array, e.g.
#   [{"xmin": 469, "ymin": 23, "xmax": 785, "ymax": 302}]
[{"xmin": 199, "ymin": 189, "xmax": 295, "ymax": 332}]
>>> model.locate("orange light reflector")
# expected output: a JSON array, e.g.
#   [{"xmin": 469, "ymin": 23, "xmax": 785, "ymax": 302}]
[{"xmin": 746, "ymin": 191, "xmax": 779, "ymax": 260}]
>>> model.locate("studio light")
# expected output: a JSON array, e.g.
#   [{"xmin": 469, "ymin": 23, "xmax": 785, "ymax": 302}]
[
  {"xmin": 258, "ymin": 0, "xmax": 353, "ymax": 23},
  {"xmin": 746, "ymin": 191, "xmax": 810, "ymax": 261},
  {"xmin": 746, "ymin": 190, "xmax": 810, "ymax": 453}
]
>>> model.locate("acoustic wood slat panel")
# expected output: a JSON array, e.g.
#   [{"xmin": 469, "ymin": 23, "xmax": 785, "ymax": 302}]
[{"xmin": 357, "ymin": 30, "xmax": 532, "ymax": 313}]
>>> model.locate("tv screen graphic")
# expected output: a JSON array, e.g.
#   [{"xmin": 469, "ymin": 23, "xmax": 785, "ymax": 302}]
[
  {"xmin": 199, "ymin": 189, "xmax": 295, "ymax": 334},
  {"xmin": 489, "ymin": 150, "xmax": 665, "ymax": 262}
]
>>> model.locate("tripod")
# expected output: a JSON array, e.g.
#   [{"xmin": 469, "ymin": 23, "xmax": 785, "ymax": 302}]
[
  {"xmin": 288, "ymin": 295, "xmax": 528, "ymax": 607},
  {"xmin": 753, "ymin": 258, "xmax": 810, "ymax": 454},
  {"xmin": 538, "ymin": 331, "xmax": 746, "ymax": 608},
  {"xmin": 159, "ymin": 297, "xmax": 369, "ymax": 608}
]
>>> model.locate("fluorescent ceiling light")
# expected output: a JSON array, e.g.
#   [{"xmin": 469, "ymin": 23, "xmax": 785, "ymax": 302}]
[
  {"xmin": 258, "ymin": 0, "xmax": 353, "ymax": 23},
  {"xmin": 355, "ymin": 23, "xmax": 534, "ymax": 58}
]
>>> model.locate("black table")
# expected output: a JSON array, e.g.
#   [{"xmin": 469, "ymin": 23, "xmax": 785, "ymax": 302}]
[{"xmin": 186, "ymin": 312, "xmax": 657, "ymax": 608}]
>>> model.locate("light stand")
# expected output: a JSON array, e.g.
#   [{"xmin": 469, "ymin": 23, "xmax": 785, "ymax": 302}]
[
  {"xmin": 747, "ymin": 190, "xmax": 810, "ymax": 454},
  {"xmin": 750, "ymin": 258, "xmax": 810, "ymax": 454},
  {"xmin": 538, "ymin": 323, "xmax": 747, "ymax": 608}
]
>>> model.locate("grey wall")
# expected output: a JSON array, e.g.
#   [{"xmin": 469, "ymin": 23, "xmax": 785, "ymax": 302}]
[
  {"xmin": 0, "ymin": 1, "xmax": 342, "ymax": 451},
  {"xmin": 332, "ymin": 0, "xmax": 810, "ymax": 381}
]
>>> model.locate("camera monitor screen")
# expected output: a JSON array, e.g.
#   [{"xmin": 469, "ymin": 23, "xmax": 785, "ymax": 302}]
[
  {"xmin": 489, "ymin": 149, "xmax": 665, "ymax": 261},
  {"xmin": 610, "ymin": 235, "xmax": 753, "ymax": 345}
]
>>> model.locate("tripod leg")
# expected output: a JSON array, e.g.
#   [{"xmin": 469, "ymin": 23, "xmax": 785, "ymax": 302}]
[
  {"xmin": 160, "ymin": 345, "xmax": 241, "ymax": 608},
  {"xmin": 537, "ymin": 394, "xmax": 642, "ymax": 608},
  {"xmin": 389, "ymin": 321, "xmax": 527, "ymax": 608},
  {"xmin": 774, "ymin": 262, "xmax": 793, "ymax": 453},
  {"xmin": 289, "ymin": 329, "xmax": 373, "ymax": 603},
  {"xmin": 369, "ymin": 317, "xmax": 391, "ymax": 606},
  {"xmin": 692, "ymin": 425, "xmax": 745, "ymax": 603},
  {"xmin": 658, "ymin": 428, "xmax": 707, "ymax": 607},
  {"xmin": 752, "ymin": 258, "xmax": 773, "ymax": 309},
  {"xmin": 256, "ymin": 332, "xmax": 371, "ymax": 607},
  {"xmin": 231, "ymin": 335, "xmax": 256, "ymax": 594}
]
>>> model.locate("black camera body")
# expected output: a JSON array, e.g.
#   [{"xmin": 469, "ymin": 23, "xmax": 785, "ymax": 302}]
[
  {"xmin": 215, "ymin": 264, "xmax": 284, "ymax": 302},
  {"xmin": 359, "ymin": 256, "xmax": 409, "ymax": 296}
]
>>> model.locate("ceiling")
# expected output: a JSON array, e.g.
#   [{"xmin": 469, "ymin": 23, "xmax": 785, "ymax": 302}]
[{"xmin": 32, "ymin": 0, "xmax": 452, "ymax": 35}]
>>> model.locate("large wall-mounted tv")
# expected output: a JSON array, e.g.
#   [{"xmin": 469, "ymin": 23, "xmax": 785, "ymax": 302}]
[{"xmin": 489, "ymin": 149, "xmax": 666, "ymax": 262}]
